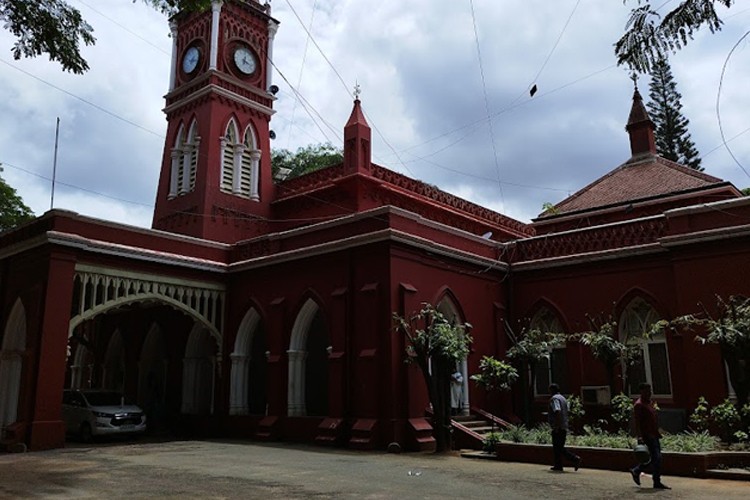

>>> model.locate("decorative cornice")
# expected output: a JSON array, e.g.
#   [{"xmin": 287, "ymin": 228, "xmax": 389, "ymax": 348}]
[{"xmin": 164, "ymin": 79, "xmax": 274, "ymax": 116}]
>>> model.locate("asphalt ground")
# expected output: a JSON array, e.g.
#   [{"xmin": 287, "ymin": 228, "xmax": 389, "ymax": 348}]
[{"xmin": 1, "ymin": 439, "xmax": 749, "ymax": 499}]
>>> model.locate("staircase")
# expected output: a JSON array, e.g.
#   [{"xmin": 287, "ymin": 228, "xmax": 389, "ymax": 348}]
[{"xmin": 452, "ymin": 408, "xmax": 512, "ymax": 450}]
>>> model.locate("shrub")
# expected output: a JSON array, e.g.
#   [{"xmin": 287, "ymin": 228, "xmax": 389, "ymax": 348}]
[
  {"xmin": 711, "ymin": 399, "xmax": 741, "ymax": 442},
  {"xmin": 661, "ymin": 431, "xmax": 719, "ymax": 453},
  {"xmin": 689, "ymin": 396, "xmax": 711, "ymax": 432},
  {"xmin": 610, "ymin": 393, "xmax": 633, "ymax": 433},
  {"xmin": 567, "ymin": 395, "xmax": 585, "ymax": 429},
  {"xmin": 482, "ymin": 431, "xmax": 502, "ymax": 452}
]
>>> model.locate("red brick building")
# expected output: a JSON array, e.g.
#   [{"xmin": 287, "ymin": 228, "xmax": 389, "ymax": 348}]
[{"xmin": 1, "ymin": 0, "xmax": 746, "ymax": 451}]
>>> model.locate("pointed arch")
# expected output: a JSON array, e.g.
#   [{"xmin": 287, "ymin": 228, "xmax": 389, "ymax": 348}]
[
  {"xmin": 528, "ymin": 304, "xmax": 568, "ymax": 396},
  {"xmin": 229, "ymin": 306, "xmax": 267, "ymax": 415},
  {"xmin": 288, "ymin": 297, "xmax": 329, "ymax": 416},
  {"xmin": 221, "ymin": 117, "xmax": 241, "ymax": 193},
  {"xmin": 182, "ymin": 324, "xmax": 217, "ymax": 415},
  {"xmin": 242, "ymin": 123, "xmax": 261, "ymax": 201},
  {"xmin": 0, "ymin": 298, "xmax": 27, "ymax": 429},
  {"xmin": 70, "ymin": 343, "xmax": 94, "ymax": 389},
  {"xmin": 138, "ymin": 323, "xmax": 167, "ymax": 428},
  {"xmin": 436, "ymin": 291, "xmax": 470, "ymax": 415},
  {"xmin": 169, "ymin": 122, "xmax": 187, "ymax": 198},
  {"xmin": 618, "ymin": 295, "xmax": 672, "ymax": 397},
  {"xmin": 185, "ymin": 118, "xmax": 200, "ymax": 192},
  {"xmin": 102, "ymin": 330, "xmax": 125, "ymax": 392}
]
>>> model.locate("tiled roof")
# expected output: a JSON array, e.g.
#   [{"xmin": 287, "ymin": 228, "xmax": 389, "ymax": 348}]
[{"xmin": 550, "ymin": 155, "xmax": 726, "ymax": 215}]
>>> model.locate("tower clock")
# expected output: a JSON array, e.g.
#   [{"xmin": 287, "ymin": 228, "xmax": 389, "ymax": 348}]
[{"xmin": 152, "ymin": 0, "xmax": 279, "ymax": 244}]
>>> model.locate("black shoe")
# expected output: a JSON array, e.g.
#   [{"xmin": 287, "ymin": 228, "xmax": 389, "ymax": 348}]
[
  {"xmin": 550, "ymin": 466, "xmax": 563, "ymax": 472},
  {"xmin": 574, "ymin": 457, "xmax": 581, "ymax": 472},
  {"xmin": 653, "ymin": 483, "xmax": 671, "ymax": 490},
  {"xmin": 630, "ymin": 468, "xmax": 641, "ymax": 486}
]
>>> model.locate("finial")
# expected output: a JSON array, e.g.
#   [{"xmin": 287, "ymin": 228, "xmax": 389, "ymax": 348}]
[
  {"xmin": 353, "ymin": 81, "xmax": 361, "ymax": 100},
  {"xmin": 630, "ymin": 72, "xmax": 638, "ymax": 89}
]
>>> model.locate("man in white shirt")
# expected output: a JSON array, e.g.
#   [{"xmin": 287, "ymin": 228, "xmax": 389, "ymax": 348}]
[{"xmin": 548, "ymin": 383, "xmax": 581, "ymax": 472}]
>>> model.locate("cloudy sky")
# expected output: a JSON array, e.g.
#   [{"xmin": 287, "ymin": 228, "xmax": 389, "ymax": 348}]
[{"xmin": 1, "ymin": 0, "xmax": 749, "ymax": 229}]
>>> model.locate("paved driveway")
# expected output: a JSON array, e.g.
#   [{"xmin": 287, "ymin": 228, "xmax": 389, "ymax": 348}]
[{"xmin": 1, "ymin": 440, "xmax": 748, "ymax": 498}]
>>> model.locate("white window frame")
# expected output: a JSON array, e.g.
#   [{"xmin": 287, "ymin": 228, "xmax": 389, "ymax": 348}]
[{"xmin": 530, "ymin": 308, "xmax": 566, "ymax": 397}]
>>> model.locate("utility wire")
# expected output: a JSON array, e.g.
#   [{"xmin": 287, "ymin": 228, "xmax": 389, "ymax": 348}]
[
  {"xmin": 469, "ymin": 0, "xmax": 505, "ymax": 208},
  {"xmin": 716, "ymin": 29, "xmax": 750, "ymax": 180}
]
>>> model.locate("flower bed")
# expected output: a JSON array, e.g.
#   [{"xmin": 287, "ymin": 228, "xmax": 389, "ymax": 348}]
[{"xmin": 494, "ymin": 441, "xmax": 750, "ymax": 478}]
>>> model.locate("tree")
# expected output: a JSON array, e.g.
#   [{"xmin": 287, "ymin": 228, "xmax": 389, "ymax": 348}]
[
  {"xmin": 505, "ymin": 327, "xmax": 567, "ymax": 423},
  {"xmin": 0, "ymin": 174, "xmax": 35, "ymax": 231},
  {"xmin": 272, "ymin": 143, "xmax": 344, "ymax": 181},
  {"xmin": 616, "ymin": 0, "xmax": 735, "ymax": 74},
  {"xmin": 0, "ymin": 0, "xmax": 210, "ymax": 74},
  {"xmin": 670, "ymin": 295, "xmax": 750, "ymax": 407},
  {"xmin": 647, "ymin": 58, "xmax": 702, "ymax": 170},
  {"xmin": 574, "ymin": 315, "xmax": 643, "ymax": 398},
  {"xmin": 392, "ymin": 303, "xmax": 472, "ymax": 452}
]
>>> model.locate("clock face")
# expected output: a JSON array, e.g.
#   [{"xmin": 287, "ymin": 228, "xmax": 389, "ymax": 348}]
[
  {"xmin": 233, "ymin": 46, "xmax": 257, "ymax": 75},
  {"xmin": 182, "ymin": 46, "xmax": 200, "ymax": 74}
]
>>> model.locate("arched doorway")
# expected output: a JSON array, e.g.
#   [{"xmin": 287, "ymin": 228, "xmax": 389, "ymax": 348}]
[
  {"xmin": 0, "ymin": 298, "xmax": 26, "ymax": 431},
  {"xmin": 437, "ymin": 295, "xmax": 470, "ymax": 415},
  {"xmin": 70, "ymin": 343, "xmax": 94, "ymax": 389},
  {"xmin": 138, "ymin": 323, "xmax": 168, "ymax": 429},
  {"xmin": 182, "ymin": 325, "xmax": 217, "ymax": 415},
  {"xmin": 229, "ymin": 308, "xmax": 267, "ymax": 415},
  {"xmin": 287, "ymin": 299, "xmax": 329, "ymax": 417}
]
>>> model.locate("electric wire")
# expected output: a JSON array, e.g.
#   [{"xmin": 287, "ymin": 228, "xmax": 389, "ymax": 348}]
[
  {"xmin": 715, "ymin": 29, "xmax": 750, "ymax": 180},
  {"xmin": 468, "ymin": 0, "xmax": 505, "ymax": 208}
]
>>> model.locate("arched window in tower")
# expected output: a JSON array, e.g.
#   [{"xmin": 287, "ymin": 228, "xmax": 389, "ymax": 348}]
[
  {"xmin": 619, "ymin": 297, "xmax": 672, "ymax": 397},
  {"xmin": 169, "ymin": 120, "xmax": 200, "ymax": 198},
  {"xmin": 220, "ymin": 119, "xmax": 239, "ymax": 194},
  {"xmin": 220, "ymin": 119, "xmax": 261, "ymax": 200},
  {"xmin": 169, "ymin": 124, "xmax": 185, "ymax": 198}
]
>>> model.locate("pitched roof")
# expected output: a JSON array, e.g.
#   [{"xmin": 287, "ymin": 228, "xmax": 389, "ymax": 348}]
[{"xmin": 549, "ymin": 154, "xmax": 727, "ymax": 215}]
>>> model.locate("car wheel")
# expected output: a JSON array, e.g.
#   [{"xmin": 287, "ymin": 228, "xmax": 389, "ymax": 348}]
[{"xmin": 79, "ymin": 422, "xmax": 93, "ymax": 443}]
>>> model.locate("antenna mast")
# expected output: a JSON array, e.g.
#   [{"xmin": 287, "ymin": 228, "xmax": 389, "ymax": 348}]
[{"xmin": 51, "ymin": 117, "xmax": 60, "ymax": 210}]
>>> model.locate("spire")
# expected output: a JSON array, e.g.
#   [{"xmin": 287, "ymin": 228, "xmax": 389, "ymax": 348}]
[
  {"xmin": 344, "ymin": 88, "xmax": 371, "ymax": 174},
  {"xmin": 625, "ymin": 86, "xmax": 657, "ymax": 157}
]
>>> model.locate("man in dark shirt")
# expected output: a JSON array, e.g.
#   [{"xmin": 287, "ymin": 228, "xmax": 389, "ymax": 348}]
[{"xmin": 630, "ymin": 382, "xmax": 670, "ymax": 489}]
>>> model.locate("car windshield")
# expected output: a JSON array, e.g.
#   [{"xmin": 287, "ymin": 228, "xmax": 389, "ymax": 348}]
[{"xmin": 82, "ymin": 392, "xmax": 126, "ymax": 406}]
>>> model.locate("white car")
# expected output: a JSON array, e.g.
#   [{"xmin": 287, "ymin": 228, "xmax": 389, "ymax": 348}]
[{"xmin": 62, "ymin": 389, "xmax": 147, "ymax": 442}]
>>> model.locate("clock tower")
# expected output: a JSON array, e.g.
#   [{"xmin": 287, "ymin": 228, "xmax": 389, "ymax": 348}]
[{"xmin": 152, "ymin": 0, "xmax": 279, "ymax": 243}]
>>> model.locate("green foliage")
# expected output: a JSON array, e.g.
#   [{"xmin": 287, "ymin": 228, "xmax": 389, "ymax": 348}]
[
  {"xmin": 711, "ymin": 398, "xmax": 741, "ymax": 442},
  {"xmin": 470, "ymin": 356, "xmax": 518, "ymax": 392},
  {"xmin": 567, "ymin": 394, "xmax": 585, "ymax": 428},
  {"xmin": 660, "ymin": 431, "xmax": 720, "ymax": 453},
  {"xmin": 272, "ymin": 143, "xmax": 344, "ymax": 181},
  {"xmin": 0, "ymin": 1, "xmax": 210, "ymax": 73},
  {"xmin": 610, "ymin": 393, "xmax": 634, "ymax": 432},
  {"xmin": 482, "ymin": 431, "xmax": 502, "ymax": 452},
  {"xmin": 393, "ymin": 303, "xmax": 472, "ymax": 452},
  {"xmin": 616, "ymin": 0, "xmax": 735, "ymax": 74},
  {"xmin": 671, "ymin": 295, "xmax": 750, "ymax": 406},
  {"xmin": 506, "ymin": 328, "xmax": 567, "ymax": 364},
  {"xmin": 689, "ymin": 396, "xmax": 711, "ymax": 432},
  {"xmin": 541, "ymin": 202, "xmax": 559, "ymax": 215},
  {"xmin": 0, "ymin": 175, "xmax": 34, "ymax": 232},
  {"xmin": 647, "ymin": 57, "xmax": 702, "ymax": 170}
]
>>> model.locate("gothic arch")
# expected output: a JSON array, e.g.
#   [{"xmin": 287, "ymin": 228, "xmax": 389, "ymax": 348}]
[
  {"xmin": 138, "ymin": 323, "xmax": 167, "ymax": 428},
  {"xmin": 436, "ymin": 292, "xmax": 470, "ymax": 415},
  {"xmin": 229, "ymin": 306, "xmax": 268, "ymax": 415},
  {"xmin": 102, "ymin": 330, "xmax": 125, "ymax": 392},
  {"xmin": 287, "ymin": 297, "xmax": 330, "ymax": 417},
  {"xmin": 617, "ymin": 294, "xmax": 672, "ymax": 397},
  {"xmin": 69, "ymin": 268, "xmax": 224, "ymax": 348},
  {"xmin": 181, "ymin": 324, "xmax": 217, "ymax": 415},
  {"xmin": 528, "ymin": 303, "xmax": 568, "ymax": 395},
  {"xmin": 0, "ymin": 298, "xmax": 26, "ymax": 429},
  {"xmin": 525, "ymin": 298, "xmax": 571, "ymax": 333},
  {"xmin": 70, "ymin": 343, "xmax": 94, "ymax": 389}
]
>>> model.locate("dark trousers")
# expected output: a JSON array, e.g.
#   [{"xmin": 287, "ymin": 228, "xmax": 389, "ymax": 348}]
[
  {"xmin": 551, "ymin": 429, "xmax": 579, "ymax": 469},
  {"xmin": 633, "ymin": 437, "xmax": 662, "ymax": 484}
]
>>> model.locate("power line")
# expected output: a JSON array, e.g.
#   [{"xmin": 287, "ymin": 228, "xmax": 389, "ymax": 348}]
[{"xmin": 468, "ymin": 0, "xmax": 505, "ymax": 208}]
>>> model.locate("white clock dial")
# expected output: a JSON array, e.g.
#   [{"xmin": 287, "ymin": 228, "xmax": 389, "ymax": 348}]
[
  {"xmin": 233, "ymin": 46, "xmax": 257, "ymax": 75},
  {"xmin": 182, "ymin": 46, "xmax": 200, "ymax": 74}
]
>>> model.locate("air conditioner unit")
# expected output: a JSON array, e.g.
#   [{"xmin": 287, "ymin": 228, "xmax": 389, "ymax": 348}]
[{"xmin": 581, "ymin": 385, "xmax": 611, "ymax": 405}]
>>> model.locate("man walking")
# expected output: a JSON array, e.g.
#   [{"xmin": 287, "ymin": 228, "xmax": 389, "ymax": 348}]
[
  {"xmin": 548, "ymin": 383, "xmax": 581, "ymax": 472},
  {"xmin": 630, "ymin": 383, "xmax": 670, "ymax": 489}
]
